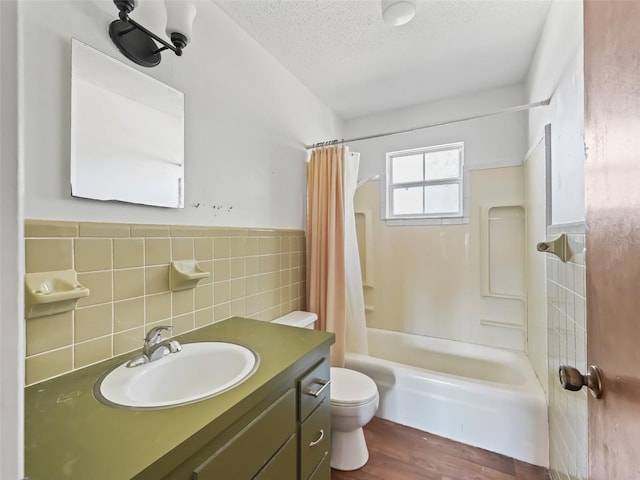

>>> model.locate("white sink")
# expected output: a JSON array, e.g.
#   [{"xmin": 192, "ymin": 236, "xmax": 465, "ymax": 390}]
[{"xmin": 95, "ymin": 342, "xmax": 259, "ymax": 409}]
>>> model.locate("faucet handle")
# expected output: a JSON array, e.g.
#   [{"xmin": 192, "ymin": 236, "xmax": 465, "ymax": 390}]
[{"xmin": 144, "ymin": 325, "xmax": 172, "ymax": 345}]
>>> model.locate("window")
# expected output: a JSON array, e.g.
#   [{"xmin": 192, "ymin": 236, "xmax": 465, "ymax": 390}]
[{"xmin": 385, "ymin": 143, "xmax": 464, "ymax": 220}]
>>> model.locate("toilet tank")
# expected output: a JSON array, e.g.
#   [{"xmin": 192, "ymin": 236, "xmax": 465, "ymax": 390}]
[{"xmin": 271, "ymin": 311, "xmax": 318, "ymax": 329}]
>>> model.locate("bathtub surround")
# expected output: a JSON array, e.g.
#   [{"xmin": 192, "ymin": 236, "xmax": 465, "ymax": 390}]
[
  {"xmin": 525, "ymin": 132, "xmax": 551, "ymax": 396},
  {"xmin": 354, "ymin": 166, "xmax": 527, "ymax": 351},
  {"xmin": 24, "ymin": 220, "xmax": 306, "ymax": 386},
  {"xmin": 546, "ymin": 224, "xmax": 586, "ymax": 480}
]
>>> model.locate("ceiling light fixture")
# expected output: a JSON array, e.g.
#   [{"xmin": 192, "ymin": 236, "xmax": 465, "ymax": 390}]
[
  {"xmin": 109, "ymin": 0, "xmax": 196, "ymax": 68},
  {"xmin": 381, "ymin": 0, "xmax": 416, "ymax": 27}
]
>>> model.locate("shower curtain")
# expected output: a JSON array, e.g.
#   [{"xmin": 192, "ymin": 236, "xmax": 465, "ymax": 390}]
[
  {"xmin": 307, "ymin": 145, "xmax": 368, "ymax": 367},
  {"xmin": 343, "ymin": 151, "xmax": 369, "ymax": 356}
]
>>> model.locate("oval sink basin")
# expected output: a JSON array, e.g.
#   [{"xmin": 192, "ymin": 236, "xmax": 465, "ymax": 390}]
[{"xmin": 95, "ymin": 342, "xmax": 259, "ymax": 409}]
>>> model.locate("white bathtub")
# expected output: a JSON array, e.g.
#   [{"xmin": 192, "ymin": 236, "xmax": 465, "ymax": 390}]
[{"xmin": 344, "ymin": 328, "xmax": 549, "ymax": 467}]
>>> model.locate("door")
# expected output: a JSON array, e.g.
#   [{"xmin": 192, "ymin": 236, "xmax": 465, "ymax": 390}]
[{"xmin": 584, "ymin": 1, "xmax": 640, "ymax": 478}]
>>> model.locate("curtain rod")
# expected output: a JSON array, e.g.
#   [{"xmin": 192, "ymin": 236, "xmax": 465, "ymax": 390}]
[{"xmin": 305, "ymin": 98, "xmax": 551, "ymax": 150}]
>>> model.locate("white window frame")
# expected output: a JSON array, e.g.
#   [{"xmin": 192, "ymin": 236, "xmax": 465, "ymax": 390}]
[{"xmin": 385, "ymin": 143, "xmax": 465, "ymax": 222}]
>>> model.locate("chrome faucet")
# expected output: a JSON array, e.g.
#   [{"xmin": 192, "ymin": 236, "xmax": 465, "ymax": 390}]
[{"xmin": 126, "ymin": 325, "xmax": 182, "ymax": 368}]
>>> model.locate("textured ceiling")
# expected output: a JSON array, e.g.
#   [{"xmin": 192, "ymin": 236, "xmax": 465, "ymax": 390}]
[{"xmin": 214, "ymin": 0, "xmax": 552, "ymax": 119}]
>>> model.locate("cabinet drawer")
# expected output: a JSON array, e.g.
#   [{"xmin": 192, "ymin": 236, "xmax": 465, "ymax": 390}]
[
  {"xmin": 193, "ymin": 389, "xmax": 296, "ymax": 480},
  {"xmin": 253, "ymin": 434, "xmax": 297, "ymax": 480},
  {"xmin": 300, "ymin": 398, "xmax": 331, "ymax": 480},
  {"xmin": 308, "ymin": 452, "xmax": 330, "ymax": 480},
  {"xmin": 298, "ymin": 358, "xmax": 330, "ymax": 421}
]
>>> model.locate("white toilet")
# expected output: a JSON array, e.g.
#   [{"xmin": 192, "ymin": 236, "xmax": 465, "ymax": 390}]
[{"xmin": 272, "ymin": 311, "xmax": 379, "ymax": 471}]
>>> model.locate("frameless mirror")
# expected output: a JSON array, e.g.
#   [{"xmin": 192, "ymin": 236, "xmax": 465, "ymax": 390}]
[{"xmin": 71, "ymin": 39, "xmax": 184, "ymax": 208}]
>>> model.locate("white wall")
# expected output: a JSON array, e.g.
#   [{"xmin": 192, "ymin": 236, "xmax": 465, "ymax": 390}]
[
  {"xmin": 0, "ymin": 1, "xmax": 24, "ymax": 478},
  {"xmin": 22, "ymin": 0, "xmax": 342, "ymax": 229},
  {"xmin": 345, "ymin": 84, "xmax": 528, "ymax": 182},
  {"xmin": 527, "ymin": 0, "xmax": 584, "ymax": 224}
]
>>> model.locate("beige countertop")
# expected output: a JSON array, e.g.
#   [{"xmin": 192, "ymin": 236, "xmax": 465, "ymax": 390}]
[{"xmin": 25, "ymin": 317, "xmax": 334, "ymax": 480}]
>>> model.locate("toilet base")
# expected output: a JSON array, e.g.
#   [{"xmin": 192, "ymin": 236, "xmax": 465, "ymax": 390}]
[{"xmin": 330, "ymin": 427, "xmax": 369, "ymax": 471}]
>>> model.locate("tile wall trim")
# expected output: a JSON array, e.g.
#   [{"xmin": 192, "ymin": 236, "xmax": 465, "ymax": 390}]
[{"xmin": 548, "ymin": 221, "xmax": 586, "ymax": 235}]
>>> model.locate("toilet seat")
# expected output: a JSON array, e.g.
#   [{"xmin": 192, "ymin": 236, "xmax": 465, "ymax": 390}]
[{"xmin": 330, "ymin": 367, "xmax": 378, "ymax": 407}]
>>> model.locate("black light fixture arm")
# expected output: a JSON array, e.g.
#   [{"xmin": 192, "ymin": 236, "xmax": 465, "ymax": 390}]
[
  {"xmin": 109, "ymin": 0, "xmax": 192, "ymax": 67},
  {"xmin": 120, "ymin": 16, "xmax": 183, "ymax": 56}
]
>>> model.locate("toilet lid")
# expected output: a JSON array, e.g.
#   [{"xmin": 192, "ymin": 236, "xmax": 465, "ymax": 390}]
[{"xmin": 330, "ymin": 367, "xmax": 378, "ymax": 406}]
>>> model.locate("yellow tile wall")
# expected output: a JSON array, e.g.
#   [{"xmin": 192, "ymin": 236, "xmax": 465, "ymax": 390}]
[{"xmin": 24, "ymin": 220, "xmax": 307, "ymax": 386}]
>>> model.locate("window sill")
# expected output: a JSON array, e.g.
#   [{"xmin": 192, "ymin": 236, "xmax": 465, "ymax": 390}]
[{"xmin": 384, "ymin": 216, "xmax": 470, "ymax": 226}]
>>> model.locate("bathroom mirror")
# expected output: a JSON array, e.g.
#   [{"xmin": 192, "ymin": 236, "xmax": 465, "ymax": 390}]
[{"xmin": 71, "ymin": 39, "xmax": 184, "ymax": 208}]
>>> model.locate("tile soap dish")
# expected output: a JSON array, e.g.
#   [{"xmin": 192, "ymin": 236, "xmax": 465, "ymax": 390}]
[
  {"xmin": 170, "ymin": 260, "xmax": 210, "ymax": 291},
  {"xmin": 25, "ymin": 270, "xmax": 90, "ymax": 319}
]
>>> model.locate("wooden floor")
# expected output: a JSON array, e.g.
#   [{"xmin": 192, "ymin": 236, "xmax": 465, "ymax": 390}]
[{"xmin": 331, "ymin": 417, "xmax": 550, "ymax": 480}]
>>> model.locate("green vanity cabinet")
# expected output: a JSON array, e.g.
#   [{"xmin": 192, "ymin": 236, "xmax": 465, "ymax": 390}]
[
  {"xmin": 25, "ymin": 318, "xmax": 334, "ymax": 480},
  {"xmin": 298, "ymin": 357, "xmax": 331, "ymax": 479},
  {"xmin": 160, "ymin": 355, "xmax": 332, "ymax": 480}
]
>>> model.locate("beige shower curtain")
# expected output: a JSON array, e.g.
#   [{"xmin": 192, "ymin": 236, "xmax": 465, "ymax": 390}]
[{"xmin": 306, "ymin": 146, "xmax": 346, "ymax": 366}]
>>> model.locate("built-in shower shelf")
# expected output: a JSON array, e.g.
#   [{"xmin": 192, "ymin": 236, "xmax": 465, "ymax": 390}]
[
  {"xmin": 480, "ymin": 204, "xmax": 526, "ymax": 300},
  {"xmin": 480, "ymin": 319, "xmax": 525, "ymax": 330},
  {"xmin": 355, "ymin": 209, "xmax": 374, "ymax": 287},
  {"xmin": 365, "ymin": 305, "xmax": 375, "ymax": 312}
]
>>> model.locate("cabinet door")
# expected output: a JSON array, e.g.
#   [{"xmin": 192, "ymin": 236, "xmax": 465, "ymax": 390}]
[
  {"xmin": 299, "ymin": 399, "xmax": 331, "ymax": 480},
  {"xmin": 193, "ymin": 389, "xmax": 296, "ymax": 480},
  {"xmin": 308, "ymin": 454, "xmax": 330, "ymax": 480},
  {"xmin": 253, "ymin": 434, "xmax": 297, "ymax": 480}
]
